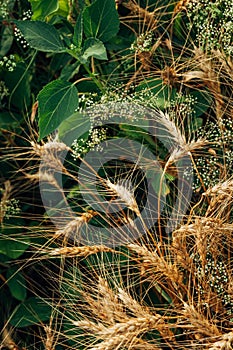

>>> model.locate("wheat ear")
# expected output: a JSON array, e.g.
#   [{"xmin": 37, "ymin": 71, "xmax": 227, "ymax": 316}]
[{"xmin": 48, "ymin": 245, "xmax": 113, "ymax": 258}]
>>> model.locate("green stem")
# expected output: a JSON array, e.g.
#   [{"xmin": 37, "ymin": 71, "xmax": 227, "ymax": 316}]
[{"xmin": 67, "ymin": 49, "xmax": 104, "ymax": 91}]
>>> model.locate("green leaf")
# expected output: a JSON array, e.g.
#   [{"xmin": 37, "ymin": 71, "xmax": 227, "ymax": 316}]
[
  {"xmin": 0, "ymin": 237, "xmax": 29, "ymax": 259},
  {"xmin": 73, "ymin": 12, "xmax": 83, "ymax": 47},
  {"xmin": 151, "ymin": 172, "xmax": 170, "ymax": 196},
  {"xmin": 58, "ymin": 111, "xmax": 91, "ymax": 146},
  {"xmin": 0, "ymin": 26, "xmax": 14, "ymax": 57},
  {"xmin": 38, "ymin": 80, "xmax": 79, "ymax": 140},
  {"xmin": 80, "ymin": 38, "xmax": 107, "ymax": 63},
  {"xmin": 3, "ymin": 62, "xmax": 31, "ymax": 110},
  {"xmin": 15, "ymin": 20, "xmax": 65, "ymax": 53},
  {"xmin": 60, "ymin": 61, "xmax": 80, "ymax": 81},
  {"xmin": 30, "ymin": 0, "xmax": 59, "ymax": 20},
  {"xmin": 57, "ymin": 0, "xmax": 69, "ymax": 17},
  {"xmin": 10, "ymin": 297, "xmax": 51, "ymax": 327},
  {"xmin": 6, "ymin": 268, "xmax": 27, "ymax": 301},
  {"xmin": 83, "ymin": 0, "xmax": 120, "ymax": 42}
]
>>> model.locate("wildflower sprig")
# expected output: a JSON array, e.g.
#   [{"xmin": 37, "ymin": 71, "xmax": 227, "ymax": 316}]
[
  {"xmin": 193, "ymin": 117, "xmax": 233, "ymax": 189},
  {"xmin": 194, "ymin": 251, "xmax": 233, "ymax": 315},
  {"xmin": 130, "ymin": 31, "xmax": 154, "ymax": 53},
  {"xmin": 0, "ymin": 198, "xmax": 20, "ymax": 220},
  {"xmin": 71, "ymin": 127, "xmax": 108, "ymax": 160},
  {"xmin": 187, "ymin": 0, "xmax": 233, "ymax": 55},
  {"xmin": 0, "ymin": 55, "xmax": 16, "ymax": 72}
]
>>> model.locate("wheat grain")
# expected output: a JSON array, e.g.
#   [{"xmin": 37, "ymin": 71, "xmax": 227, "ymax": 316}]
[
  {"xmin": 182, "ymin": 302, "xmax": 221, "ymax": 337},
  {"xmin": 106, "ymin": 178, "xmax": 140, "ymax": 216},
  {"xmin": 209, "ymin": 332, "xmax": 233, "ymax": 350},
  {"xmin": 54, "ymin": 211, "xmax": 95, "ymax": 240},
  {"xmin": 122, "ymin": 0, "xmax": 157, "ymax": 31},
  {"xmin": 48, "ymin": 245, "xmax": 113, "ymax": 257}
]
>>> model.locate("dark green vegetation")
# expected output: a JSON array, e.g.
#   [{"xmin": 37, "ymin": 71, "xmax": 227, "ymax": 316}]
[{"xmin": 0, "ymin": 0, "xmax": 233, "ymax": 349}]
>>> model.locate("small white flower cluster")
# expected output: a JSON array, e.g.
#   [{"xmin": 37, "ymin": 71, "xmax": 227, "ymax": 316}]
[
  {"xmin": 0, "ymin": 54, "xmax": 16, "ymax": 72},
  {"xmin": 169, "ymin": 93, "xmax": 197, "ymax": 120},
  {"xmin": 194, "ymin": 252, "xmax": 233, "ymax": 314},
  {"xmin": 71, "ymin": 127, "xmax": 107, "ymax": 160},
  {"xmin": 76, "ymin": 92, "xmax": 99, "ymax": 112},
  {"xmin": 187, "ymin": 0, "xmax": 233, "ymax": 55},
  {"xmin": 14, "ymin": 27, "xmax": 29, "ymax": 49},
  {"xmin": 126, "ymin": 88, "xmax": 158, "ymax": 109},
  {"xmin": 193, "ymin": 117, "xmax": 233, "ymax": 190},
  {"xmin": 0, "ymin": 80, "xmax": 9, "ymax": 101},
  {"xmin": 22, "ymin": 9, "xmax": 32, "ymax": 21},
  {"xmin": 13, "ymin": 9, "xmax": 32, "ymax": 49},
  {"xmin": 0, "ymin": 0, "xmax": 10, "ymax": 19},
  {"xmin": 130, "ymin": 31, "xmax": 154, "ymax": 53},
  {"xmin": 0, "ymin": 198, "xmax": 21, "ymax": 220},
  {"xmin": 76, "ymin": 83, "xmax": 158, "ymax": 131}
]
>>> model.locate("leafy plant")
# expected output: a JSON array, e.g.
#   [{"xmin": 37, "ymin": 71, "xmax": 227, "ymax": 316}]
[{"xmin": 0, "ymin": 0, "xmax": 233, "ymax": 349}]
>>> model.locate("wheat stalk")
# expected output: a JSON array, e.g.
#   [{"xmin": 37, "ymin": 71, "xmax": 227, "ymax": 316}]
[
  {"xmin": 54, "ymin": 211, "xmax": 96, "ymax": 240},
  {"xmin": 91, "ymin": 314, "xmax": 172, "ymax": 348},
  {"xmin": 48, "ymin": 245, "xmax": 114, "ymax": 258},
  {"xmin": 105, "ymin": 178, "xmax": 140, "ymax": 216},
  {"xmin": 122, "ymin": 0, "xmax": 157, "ymax": 31},
  {"xmin": 90, "ymin": 334, "xmax": 162, "ymax": 350},
  {"xmin": 128, "ymin": 243, "xmax": 182, "ymax": 284},
  {"xmin": 1, "ymin": 327, "xmax": 20, "ymax": 350},
  {"xmin": 209, "ymin": 331, "xmax": 233, "ymax": 350},
  {"xmin": 181, "ymin": 302, "xmax": 221, "ymax": 337}
]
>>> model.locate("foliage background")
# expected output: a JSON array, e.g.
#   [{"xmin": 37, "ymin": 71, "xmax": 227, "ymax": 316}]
[{"xmin": 0, "ymin": 0, "xmax": 233, "ymax": 349}]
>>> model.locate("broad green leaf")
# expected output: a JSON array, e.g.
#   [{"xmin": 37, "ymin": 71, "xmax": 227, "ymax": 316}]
[
  {"xmin": 6, "ymin": 268, "xmax": 27, "ymax": 301},
  {"xmin": 0, "ymin": 26, "xmax": 14, "ymax": 57},
  {"xmin": 30, "ymin": 0, "xmax": 59, "ymax": 20},
  {"xmin": 57, "ymin": 0, "xmax": 69, "ymax": 17},
  {"xmin": 38, "ymin": 80, "xmax": 79, "ymax": 140},
  {"xmin": 80, "ymin": 38, "xmax": 107, "ymax": 63},
  {"xmin": 73, "ymin": 12, "xmax": 83, "ymax": 47},
  {"xmin": 0, "ymin": 237, "xmax": 30, "ymax": 259},
  {"xmin": 83, "ymin": 0, "xmax": 120, "ymax": 42},
  {"xmin": 15, "ymin": 20, "xmax": 65, "ymax": 52},
  {"xmin": 10, "ymin": 297, "xmax": 51, "ymax": 327},
  {"xmin": 60, "ymin": 61, "xmax": 80, "ymax": 81},
  {"xmin": 3, "ymin": 62, "xmax": 31, "ymax": 110},
  {"xmin": 58, "ymin": 111, "xmax": 91, "ymax": 146}
]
